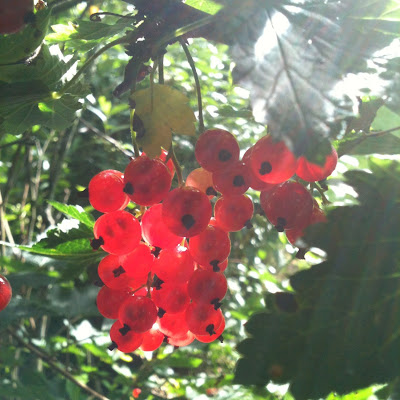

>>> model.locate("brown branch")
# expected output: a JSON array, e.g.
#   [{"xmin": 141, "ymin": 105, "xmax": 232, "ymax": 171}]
[{"xmin": 7, "ymin": 328, "xmax": 110, "ymax": 400}]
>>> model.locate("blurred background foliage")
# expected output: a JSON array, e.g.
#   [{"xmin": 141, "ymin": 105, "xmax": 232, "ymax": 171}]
[{"xmin": 0, "ymin": 0, "xmax": 399, "ymax": 399}]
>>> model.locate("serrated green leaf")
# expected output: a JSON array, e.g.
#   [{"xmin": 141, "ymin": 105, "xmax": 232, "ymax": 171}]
[
  {"xmin": 48, "ymin": 201, "xmax": 95, "ymax": 228},
  {"xmin": 235, "ymin": 160, "xmax": 400, "ymax": 399},
  {"xmin": 337, "ymin": 133, "xmax": 400, "ymax": 156},
  {"xmin": 0, "ymin": 9, "xmax": 51, "ymax": 64}
]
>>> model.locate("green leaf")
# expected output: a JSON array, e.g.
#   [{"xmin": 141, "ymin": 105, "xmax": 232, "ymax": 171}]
[
  {"xmin": 184, "ymin": 0, "xmax": 223, "ymax": 15},
  {"xmin": 235, "ymin": 160, "xmax": 400, "ymax": 399},
  {"xmin": 48, "ymin": 201, "xmax": 95, "ymax": 228},
  {"xmin": 337, "ymin": 133, "xmax": 400, "ymax": 156},
  {"xmin": 372, "ymin": 106, "xmax": 400, "ymax": 137},
  {"xmin": 0, "ymin": 8, "xmax": 51, "ymax": 64}
]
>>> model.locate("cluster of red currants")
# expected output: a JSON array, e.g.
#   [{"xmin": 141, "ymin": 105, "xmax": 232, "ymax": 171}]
[{"xmin": 89, "ymin": 129, "xmax": 337, "ymax": 353}]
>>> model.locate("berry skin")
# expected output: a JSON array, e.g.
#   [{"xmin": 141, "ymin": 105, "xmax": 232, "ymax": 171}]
[
  {"xmin": 250, "ymin": 136, "xmax": 297, "ymax": 184},
  {"xmin": 296, "ymin": 146, "xmax": 338, "ymax": 182},
  {"xmin": 0, "ymin": 274, "xmax": 12, "ymax": 312},
  {"xmin": 212, "ymin": 161, "xmax": 250, "ymax": 196},
  {"xmin": 88, "ymin": 170, "xmax": 129, "ymax": 213},
  {"xmin": 92, "ymin": 210, "xmax": 141, "ymax": 255},
  {"xmin": 123, "ymin": 155, "xmax": 172, "ymax": 206},
  {"xmin": 185, "ymin": 302, "xmax": 223, "ymax": 336},
  {"xmin": 162, "ymin": 186, "xmax": 212, "ymax": 237},
  {"xmin": 214, "ymin": 195, "xmax": 254, "ymax": 232},
  {"xmin": 96, "ymin": 286, "xmax": 132, "ymax": 319},
  {"xmin": 261, "ymin": 181, "xmax": 314, "ymax": 231},
  {"xmin": 188, "ymin": 225, "xmax": 231, "ymax": 272},
  {"xmin": 152, "ymin": 282, "xmax": 190, "ymax": 314},
  {"xmin": 119, "ymin": 296, "xmax": 158, "ymax": 333},
  {"xmin": 186, "ymin": 168, "xmax": 217, "ymax": 198},
  {"xmin": 132, "ymin": 388, "xmax": 142, "ymax": 399},
  {"xmin": 0, "ymin": 0, "xmax": 33, "ymax": 34},
  {"xmin": 195, "ymin": 129, "xmax": 240, "ymax": 172},
  {"xmin": 187, "ymin": 269, "xmax": 227, "ymax": 305},
  {"xmin": 141, "ymin": 204, "xmax": 182, "ymax": 249},
  {"xmin": 167, "ymin": 330, "xmax": 195, "ymax": 347},
  {"xmin": 143, "ymin": 148, "xmax": 175, "ymax": 177},
  {"xmin": 109, "ymin": 320, "xmax": 143, "ymax": 353},
  {"xmin": 158, "ymin": 311, "xmax": 189, "ymax": 337},
  {"xmin": 196, "ymin": 316, "xmax": 225, "ymax": 343},
  {"xmin": 140, "ymin": 328, "xmax": 164, "ymax": 351}
]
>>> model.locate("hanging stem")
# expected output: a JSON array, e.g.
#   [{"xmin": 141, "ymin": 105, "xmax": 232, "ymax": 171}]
[
  {"xmin": 179, "ymin": 38, "xmax": 204, "ymax": 133},
  {"xmin": 312, "ymin": 182, "xmax": 330, "ymax": 205},
  {"xmin": 57, "ymin": 36, "xmax": 130, "ymax": 96},
  {"xmin": 169, "ymin": 145, "xmax": 183, "ymax": 187},
  {"xmin": 130, "ymin": 109, "xmax": 140, "ymax": 157},
  {"xmin": 158, "ymin": 55, "xmax": 164, "ymax": 84}
]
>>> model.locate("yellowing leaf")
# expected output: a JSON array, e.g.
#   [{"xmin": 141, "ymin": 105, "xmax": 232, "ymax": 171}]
[{"xmin": 131, "ymin": 84, "xmax": 196, "ymax": 157}]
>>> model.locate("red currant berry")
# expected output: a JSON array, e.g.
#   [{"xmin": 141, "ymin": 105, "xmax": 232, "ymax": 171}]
[
  {"xmin": 162, "ymin": 186, "xmax": 212, "ymax": 237},
  {"xmin": 88, "ymin": 170, "xmax": 129, "ymax": 213},
  {"xmin": 96, "ymin": 286, "xmax": 132, "ymax": 319},
  {"xmin": 123, "ymin": 155, "xmax": 172, "ymax": 206},
  {"xmin": 132, "ymin": 388, "xmax": 142, "ymax": 399},
  {"xmin": 141, "ymin": 204, "xmax": 182, "ymax": 249},
  {"xmin": 196, "ymin": 316, "xmax": 225, "ymax": 343},
  {"xmin": 214, "ymin": 195, "xmax": 254, "ymax": 232},
  {"xmin": 261, "ymin": 181, "xmax": 313, "ymax": 231},
  {"xmin": 250, "ymin": 136, "xmax": 297, "ymax": 184},
  {"xmin": 152, "ymin": 283, "xmax": 190, "ymax": 314},
  {"xmin": 243, "ymin": 146, "xmax": 280, "ymax": 192},
  {"xmin": 109, "ymin": 320, "xmax": 143, "ymax": 353},
  {"xmin": 140, "ymin": 328, "xmax": 164, "ymax": 351},
  {"xmin": 152, "ymin": 245, "xmax": 195, "ymax": 284},
  {"xmin": 0, "ymin": 274, "xmax": 12, "ymax": 312},
  {"xmin": 296, "ymin": 146, "xmax": 338, "ymax": 182},
  {"xmin": 0, "ymin": 0, "xmax": 33, "ymax": 34},
  {"xmin": 167, "ymin": 330, "xmax": 195, "ymax": 347},
  {"xmin": 119, "ymin": 296, "xmax": 158, "ymax": 333},
  {"xmin": 212, "ymin": 161, "xmax": 250, "ymax": 196},
  {"xmin": 143, "ymin": 148, "xmax": 174, "ymax": 177},
  {"xmin": 186, "ymin": 168, "xmax": 217, "ymax": 198},
  {"xmin": 158, "ymin": 311, "xmax": 189, "ymax": 337},
  {"xmin": 195, "ymin": 129, "xmax": 240, "ymax": 172},
  {"xmin": 92, "ymin": 210, "xmax": 141, "ymax": 255},
  {"xmin": 189, "ymin": 225, "xmax": 231, "ymax": 272},
  {"xmin": 185, "ymin": 302, "xmax": 223, "ymax": 336},
  {"xmin": 188, "ymin": 269, "xmax": 227, "ymax": 306},
  {"xmin": 120, "ymin": 243, "xmax": 154, "ymax": 282}
]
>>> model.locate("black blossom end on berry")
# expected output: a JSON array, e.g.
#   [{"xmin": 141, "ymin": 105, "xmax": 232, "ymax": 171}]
[
  {"xmin": 245, "ymin": 220, "xmax": 253, "ymax": 229},
  {"xmin": 211, "ymin": 298, "xmax": 222, "ymax": 310},
  {"xmin": 218, "ymin": 149, "xmax": 232, "ymax": 162},
  {"xmin": 181, "ymin": 214, "xmax": 195, "ymax": 230},
  {"xmin": 152, "ymin": 275, "xmax": 164, "ymax": 290},
  {"xmin": 123, "ymin": 182, "xmax": 134, "ymax": 195},
  {"xmin": 218, "ymin": 335, "xmax": 224, "ymax": 343},
  {"xmin": 206, "ymin": 324, "xmax": 216, "ymax": 336},
  {"xmin": 93, "ymin": 278, "xmax": 105, "ymax": 287},
  {"xmin": 296, "ymin": 248, "xmax": 307, "ymax": 260},
  {"xmin": 108, "ymin": 341, "xmax": 118, "ymax": 351},
  {"xmin": 119, "ymin": 324, "xmax": 131, "ymax": 336},
  {"xmin": 78, "ymin": 187, "xmax": 89, "ymax": 198},
  {"xmin": 210, "ymin": 260, "xmax": 220, "ymax": 272},
  {"xmin": 233, "ymin": 175, "xmax": 245, "ymax": 187},
  {"xmin": 173, "ymin": 345, "xmax": 179, "ymax": 350},
  {"xmin": 157, "ymin": 308, "xmax": 166, "ymax": 318},
  {"xmin": 152, "ymin": 246, "xmax": 162, "ymax": 258},
  {"xmin": 113, "ymin": 265, "xmax": 125, "ymax": 278},
  {"xmin": 163, "ymin": 335, "xmax": 169, "ymax": 343},
  {"xmin": 275, "ymin": 217, "xmax": 286, "ymax": 232},
  {"xmin": 206, "ymin": 186, "xmax": 218, "ymax": 196},
  {"xmin": 90, "ymin": 236, "xmax": 104, "ymax": 250},
  {"xmin": 259, "ymin": 161, "xmax": 272, "ymax": 175}
]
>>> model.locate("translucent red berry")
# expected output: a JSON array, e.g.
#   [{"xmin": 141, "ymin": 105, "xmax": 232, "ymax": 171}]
[
  {"xmin": 196, "ymin": 316, "xmax": 225, "ymax": 343},
  {"xmin": 140, "ymin": 328, "xmax": 164, "ymax": 351},
  {"xmin": 296, "ymin": 146, "xmax": 338, "ymax": 182},
  {"xmin": 250, "ymin": 136, "xmax": 297, "ymax": 184},
  {"xmin": 186, "ymin": 168, "xmax": 217, "ymax": 198},
  {"xmin": 158, "ymin": 311, "xmax": 189, "ymax": 337},
  {"xmin": 261, "ymin": 181, "xmax": 313, "ymax": 231},
  {"xmin": 185, "ymin": 302, "xmax": 223, "ymax": 335},
  {"xmin": 92, "ymin": 210, "xmax": 141, "ymax": 255},
  {"xmin": 132, "ymin": 388, "xmax": 142, "ymax": 399},
  {"xmin": 123, "ymin": 155, "xmax": 172, "ymax": 206},
  {"xmin": 189, "ymin": 225, "xmax": 231, "ymax": 272},
  {"xmin": 195, "ymin": 129, "xmax": 240, "ymax": 172},
  {"xmin": 167, "ymin": 330, "xmax": 195, "ymax": 347},
  {"xmin": 0, "ymin": 274, "xmax": 12, "ymax": 312},
  {"xmin": 188, "ymin": 269, "xmax": 227, "ymax": 305},
  {"xmin": 109, "ymin": 320, "xmax": 143, "ymax": 353},
  {"xmin": 88, "ymin": 170, "xmax": 129, "ymax": 213},
  {"xmin": 120, "ymin": 243, "xmax": 154, "ymax": 282},
  {"xmin": 0, "ymin": 0, "xmax": 33, "ymax": 34},
  {"xmin": 141, "ymin": 204, "xmax": 182, "ymax": 249},
  {"xmin": 152, "ymin": 245, "xmax": 195, "ymax": 284},
  {"xmin": 162, "ymin": 186, "xmax": 212, "ymax": 237},
  {"xmin": 152, "ymin": 283, "xmax": 190, "ymax": 314},
  {"xmin": 119, "ymin": 296, "xmax": 158, "ymax": 333},
  {"xmin": 96, "ymin": 286, "xmax": 132, "ymax": 319},
  {"xmin": 214, "ymin": 195, "xmax": 254, "ymax": 232},
  {"xmin": 212, "ymin": 161, "xmax": 250, "ymax": 196},
  {"xmin": 143, "ymin": 148, "xmax": 174, "ymax": 177}
]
